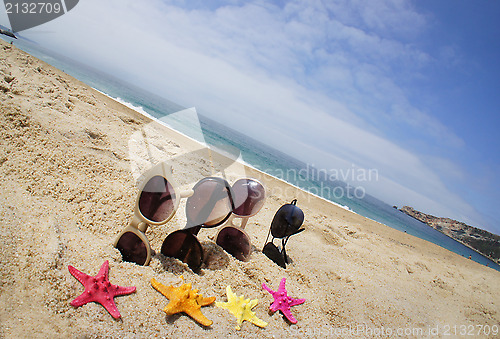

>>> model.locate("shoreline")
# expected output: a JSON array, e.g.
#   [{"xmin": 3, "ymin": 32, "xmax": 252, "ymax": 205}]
[{"xmin": 1, "ymin": 39, "xmax": 499, "ymax": 338}]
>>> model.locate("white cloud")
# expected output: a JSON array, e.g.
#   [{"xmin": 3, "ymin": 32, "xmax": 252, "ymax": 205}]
[{"xmin": 323, "ymin": 0, "xmax": 427, "ymax": 39}]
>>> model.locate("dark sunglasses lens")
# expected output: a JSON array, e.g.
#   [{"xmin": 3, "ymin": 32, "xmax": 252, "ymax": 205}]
[
  {"xmin": 116, "ymin": 232, "xmax": 148, "ymax": 265},
  {"xmin": 232, "ymin": 179, "xmax": 265, "ymax": 217},
  {"xmin": 262, "ymin": 242, "xmax": 286, "ymax": 268},
  {"xmin": 139, "ymin": 175, "xmax": 176, "ymax": 223},
  {"xmin": 186, "ymin": 179, "xmax": 232, "ymax": 227},
  {"xmin": 216, "ymin": 227, "xmax": 251, "ymax": 261},
  {"xmin": 161, "ymin": 230, "xmax": 203, "ymax": 270},
  {"xmin": 271, "ymin": 204, "xmax": 304, "ymax": 238}
]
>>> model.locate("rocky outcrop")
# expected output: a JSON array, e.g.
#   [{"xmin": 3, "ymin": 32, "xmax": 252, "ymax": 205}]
[{"xmin": 399, "ymin": 206, "xmax": 500, "ymax": 263}]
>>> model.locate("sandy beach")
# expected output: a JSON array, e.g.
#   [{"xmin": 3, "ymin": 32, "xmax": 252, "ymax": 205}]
[{"xmin": 0, "ymin": 39, "xmax": 499, "ymax": 338}]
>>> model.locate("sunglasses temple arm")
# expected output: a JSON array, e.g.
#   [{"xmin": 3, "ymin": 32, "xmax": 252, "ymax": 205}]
[
  {"xmin": 186, "ymin": 225, "xmax": 202, "ymax": 236},
  {"xmin": 263, "ymin": 226, "xmax": 272, "ymax": 250},
  {"xmin": 130, "ymin": 214, "xmax": 149, "ymax": 233},
  {"xmin": 282, "ymin": 237, "xmax": 290, "ymax": 264},
  {"xmin": 230, "ymin": 215, "xmax": 249, "ymax": 229},
  {"xmin": 180, "ymin": 189, "xmax": 194, "ymax": 199}
]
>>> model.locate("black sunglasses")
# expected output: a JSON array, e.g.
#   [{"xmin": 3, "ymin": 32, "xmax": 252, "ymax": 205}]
[{"xmin": 262, "ymin": 199, "xmax": 304, "ymax": 268}]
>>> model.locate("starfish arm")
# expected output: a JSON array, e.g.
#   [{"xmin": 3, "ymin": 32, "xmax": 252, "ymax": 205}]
[
  {"xmin": 197, "ymin": 295, "xmax": 216, "ymax": 306},
  {"xmin": 70, "ymin": 292, "xmax": 93, "ymax": 307},
  {"xmin": 113, "ymin": 285, "xmax": 137, "ymax": 297},
  {"xmin": 262, "ymin": 283, "xmax": 273, "ymax": 294},
  {"xmin": 278, "ymin": 278, "xmax": 287, "ymax": 292},
  {"xmin": 248, "ymin": 299, "xmax": 259, "ymax": 310},
  {"xmin": 269, "ymin": 301, "xmax": 279, "ymax": 312},
  {"xmin": 151, "ymin": 278, "xmax": 174, "ymax": 299},
  {"xmin": 289, "ymin": 297, "xmax": 306, "ymax": 307},
  {"xmin": 248, "ymin": 315, "xmax": 268, "ymax": 328},
  {"xmin": 68, "ymin": 265, "xmax": 91, "ymax": 285},
  {"xmin": 97, "ymin": 260, "xmax": 110, "ymax": 280},
  {"xmin": 186, "ymin": 308, "xmax": 213, "ymax": 327},
  {"xmin": 280, "ymin": 307, "xmax": 298, "ymax": 324},
  {"xmin": 225, "ymin": 286, "xmax": 237, "ymax": 302},
  {"xmin": 100, "ymin": 297, "xmax": 122, "ymax": 319},
  {"xmin": 163, "ymin": 302, "xmax": 183, "ymax": 316}
]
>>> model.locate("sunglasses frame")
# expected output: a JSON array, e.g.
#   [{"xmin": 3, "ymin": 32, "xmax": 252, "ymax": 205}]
[
  {"xmin": 184, "ymin": 177, "xmax": 235, "ymax": 229},
  {"xmin": 205, "ymin": 177, "xmax": 266, "ymax": 261},
  {"xmin": 162, "ymin": 177, "xmax": 266, "ymax": 269},
  {"xmin": 214, "ymin": 177, "xmax": 266, "ymax": 261},
  {"xmin": 114, "ymin": 162, "xmax": 193, "ymax": 266},
  {"xmin": 262, "ymin": 199, "xmax": 304, "ymax": 268},
  {"xmin": 185, "ymin": 176, "xmax": 265, "ymax": 228}
]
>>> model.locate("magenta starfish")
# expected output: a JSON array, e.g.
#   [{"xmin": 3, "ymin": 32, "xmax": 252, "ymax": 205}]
[
  {"xmin": 262, "ymin": 278, "xmax": 305, "ymax": 324},
  {"xmin": 68, "ymin": 260, "xmax": 136, "ymax": 319}
]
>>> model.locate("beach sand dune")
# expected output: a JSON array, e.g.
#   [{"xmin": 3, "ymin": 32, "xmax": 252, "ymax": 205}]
[{"xmin": 1, "ymin": 39, "xmax": 498, "ymax": 338}]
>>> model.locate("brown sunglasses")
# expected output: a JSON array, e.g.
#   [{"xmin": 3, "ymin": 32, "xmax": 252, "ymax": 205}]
[
  {"xmin": 114, "ymin": 162, "xmax": 193, "ymax": 265},
  {"xmin": 161, "ymin": 176, "xmax": 266, "ymax": 270},
  {"xmin": 114, "ymin": 163, "xmax": 265, "ymax": 270}
]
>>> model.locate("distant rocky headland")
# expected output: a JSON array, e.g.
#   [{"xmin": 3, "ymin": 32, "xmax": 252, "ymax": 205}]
[{"xmin": 398, "ymin": 206, "xmax": 500, "ymax": 264}]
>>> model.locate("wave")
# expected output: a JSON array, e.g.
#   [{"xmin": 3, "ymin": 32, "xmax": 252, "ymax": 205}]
[{"xmin": 93, "ymin": 88, "xmax": 154, "ymax": 119}]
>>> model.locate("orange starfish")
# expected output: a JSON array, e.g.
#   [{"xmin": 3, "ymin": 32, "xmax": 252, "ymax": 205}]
[{"xmin": 151, "ymin": 276, "xmax": 215, "ymax": 326}]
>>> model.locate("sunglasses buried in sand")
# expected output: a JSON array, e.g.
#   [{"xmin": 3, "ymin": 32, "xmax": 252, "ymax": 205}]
[
  {"xmin": 114, "ymin": 162, "xmax": 266, "ymax": 269},
  {"xmin": 114, "ymin": 162, "xmax": 194, "ymax": 266},
  {"xmin": 161, "ymin": 176, "xmax": 266, "ymax": 270},
  {"xmin": 262, "ymin": 199, "xmax": 305, "ymax": 268}
]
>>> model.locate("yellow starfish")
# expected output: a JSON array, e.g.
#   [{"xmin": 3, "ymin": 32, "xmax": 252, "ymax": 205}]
[
  {"xmin": 151, "ymin": 276, "xmax": 215, "ymax": 326},
  {"xmin": 216, "ymin": 285, "xmax": 268, "ymax": 330}
]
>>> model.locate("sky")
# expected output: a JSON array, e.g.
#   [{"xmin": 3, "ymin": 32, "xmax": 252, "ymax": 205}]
[{"xmin": 1, "ymin": 0, "xmax": 499, "ymax": 234}]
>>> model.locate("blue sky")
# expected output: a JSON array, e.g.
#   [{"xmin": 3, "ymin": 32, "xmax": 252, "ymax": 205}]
[{"xmin": 1, "ymin": 0, "xmax": 499, "ymax": 234}]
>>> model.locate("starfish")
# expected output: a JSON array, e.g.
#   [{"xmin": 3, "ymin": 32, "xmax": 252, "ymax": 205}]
[
  {"xmin": 68, "ymin": 260, "xmax": 136, "ymax": 319},
  {"xmin": 262, "ymin": 278, "xmax": 305, "ymax": 324},
  {"xmin": 216, "ymin": 285, "xmax": 268, "ymax": 330},
  {"xmin": 151, "ymin": 276, "xmax": 215, "ymax": 326}
]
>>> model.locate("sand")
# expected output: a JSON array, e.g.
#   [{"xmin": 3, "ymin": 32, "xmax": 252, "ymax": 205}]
[{"xmin": 0, "ymin": 39, "xmax": 498, "ymax": 338}]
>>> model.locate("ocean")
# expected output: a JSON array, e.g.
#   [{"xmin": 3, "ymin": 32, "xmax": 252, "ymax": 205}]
[{"xmin": 4, "ymin": 36, "xmax": 499, "ymax": 271}]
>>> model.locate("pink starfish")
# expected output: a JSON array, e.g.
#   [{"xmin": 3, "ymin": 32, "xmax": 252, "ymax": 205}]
[
  {"xmin": 262, "ymin": 278, "xmax": 305, "ymax": 324},
  {"xmin": 68, "ymin": 260, "xmax": 136, "ymax": 319}
]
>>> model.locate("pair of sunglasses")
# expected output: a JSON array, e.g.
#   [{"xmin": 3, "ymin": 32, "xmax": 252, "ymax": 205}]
[
  {"xmin": 114, "ymin": 162, "xmax": 193, "ymax": 266},
  {"xmin": 161, "ymin": 176, "xmax": 265, "ymax": 270},
  {"xmin": 262, "ymin": 199, "xmax": 305, "ymax": 268},
  {"xmin": 114, "ymin": 162, "xmax": 265, "ymax": 270}
]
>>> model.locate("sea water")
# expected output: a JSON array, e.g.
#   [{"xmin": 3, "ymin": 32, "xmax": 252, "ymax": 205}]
[{"xmin": 5, "ymin": 36, "xmax": 499, "ymax": 271}]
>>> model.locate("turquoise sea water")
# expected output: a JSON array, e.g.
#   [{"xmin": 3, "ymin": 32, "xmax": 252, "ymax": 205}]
[{"xmin": 4, "ymin": 36, "xmax": 499, "ymax": 271}]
